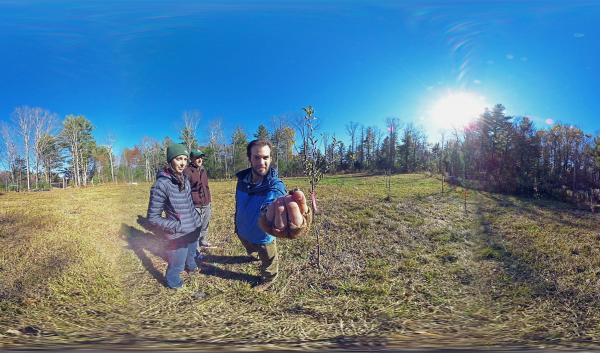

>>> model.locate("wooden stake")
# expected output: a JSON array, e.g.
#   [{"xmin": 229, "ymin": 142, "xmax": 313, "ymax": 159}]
[{"xmin": 441, "ymin": 174, "xmax": 444, "ymax": 194}]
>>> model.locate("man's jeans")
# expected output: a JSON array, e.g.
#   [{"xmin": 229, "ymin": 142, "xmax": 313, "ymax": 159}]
[
  {"xmin": 195, "ymin": 204, "xmax": 212, "ymax": 244},
  {"xmin": 165, "ymin": 228, "xmax": 200, "ymax": 288}
]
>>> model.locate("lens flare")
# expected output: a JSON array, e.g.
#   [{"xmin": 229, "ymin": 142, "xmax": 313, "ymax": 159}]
[{"xmin": 429, "ymin": 92, "xmax": 488, "ymax": 130}]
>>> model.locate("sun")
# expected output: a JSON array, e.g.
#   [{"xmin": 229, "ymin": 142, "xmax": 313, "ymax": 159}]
[{"xmin": 429, "ymin": 92, "xmax": 488, "ymax": 130}]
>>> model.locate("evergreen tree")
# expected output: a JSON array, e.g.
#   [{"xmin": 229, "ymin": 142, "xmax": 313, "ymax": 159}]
[
  {"xmin": 232, "ymin": 127, "xmax": 248, "ymax": 173},
  {"xmin": 254, "ymin": 124, "xmax": 270, "ymax": 140}
]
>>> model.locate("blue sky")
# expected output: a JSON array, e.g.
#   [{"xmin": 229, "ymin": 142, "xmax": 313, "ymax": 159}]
[{"xmin": 1, "ymin": 1, "xmax": 599, "ymax": 153}]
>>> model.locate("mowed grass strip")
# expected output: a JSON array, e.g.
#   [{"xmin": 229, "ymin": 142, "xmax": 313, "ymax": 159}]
[
  {"xmin": 0, "ymin": 174, "xmax": 599, "ymax": 349},
  {"xmin": 473, "ymin": 192, "xmax": 600, "ymax": 344}
]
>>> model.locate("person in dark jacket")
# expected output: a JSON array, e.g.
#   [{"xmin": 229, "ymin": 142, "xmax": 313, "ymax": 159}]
[
  {"xmin": 184, "ymin": 149, "xmax": 213, "ymax": 249},
  {"xmin": 235, "ymin": 139, "xmax": 311, "ymax": 290},
  {"xmin": 147, "ymin": 143, "xmax": 201, "ymax": 289}
]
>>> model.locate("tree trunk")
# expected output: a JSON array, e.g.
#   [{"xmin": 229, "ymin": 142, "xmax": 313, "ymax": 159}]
[
  {"xmin": 82, "ymin": 151, "xmax": 88, "ymax": 186},
  {"xmin": 25, "ymin": 146, "xmax": 31, "ymax": 191},
  {"xmin": 109, "ymin": 149, "xmax": 115, "ymax": 183}
]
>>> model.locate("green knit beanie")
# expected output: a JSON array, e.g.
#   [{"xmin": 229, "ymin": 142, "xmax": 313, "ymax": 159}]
[{"xmin": 166, "ymin": 143, "xmax": 189, "ymax": 163}]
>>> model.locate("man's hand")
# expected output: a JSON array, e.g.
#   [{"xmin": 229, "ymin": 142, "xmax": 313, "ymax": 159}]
[{"xmin": 258, "ymin": 189, "xmax": 312, "ymax": 239}]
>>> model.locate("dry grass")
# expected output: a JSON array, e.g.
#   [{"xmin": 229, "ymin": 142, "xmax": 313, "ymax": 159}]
[
  {"xmin": 0, "ymin": 174, "xmax": 599, "ymax": 350},
  {"xmin": 472, "ymin": 192, "xmax": 600, "ymax": 344}
]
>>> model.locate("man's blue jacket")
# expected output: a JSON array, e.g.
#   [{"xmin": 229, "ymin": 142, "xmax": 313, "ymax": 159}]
[{"xmin": 235, "ymin": 167, "xmax": 287, "ymax": 245}]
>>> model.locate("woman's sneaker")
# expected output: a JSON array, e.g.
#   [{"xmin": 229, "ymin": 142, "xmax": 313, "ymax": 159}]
[{"xmin": 200, "ymin": 240, "xmax": 217, "ymax": 248}]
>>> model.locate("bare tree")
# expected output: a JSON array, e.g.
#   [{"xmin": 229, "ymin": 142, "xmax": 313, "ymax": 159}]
[
  {"xmin": 321, "ymin": 132, "xmax": 330, "ymax": 164},
  {"xmin": 0, "ymin": 128, "xmax": 5, "ymax": 171},
  {"xmin": 385, "ymin": 118, "xmax": 399, "ymax": 170},
  {"xmin": 140, "ymin": 136, "xmax": 160, "ymax": 182},
  {"xmin": 106, "ymin": 134, "xmax": 116, "ymax": 183},
  {"xmin": 345, "ymin": 121, "xmax": 359, "ymax": 155},
  {"xmin": 374, "ymin": 126, "xmax": 383, "ymax": 156},
  {"xmin": 208, "ymin": 118, "xmax": 227, "ymax": 177},
  {"xmin": 383, "ymin": 118, "xmax": 399, "ymax": 200},
  {"xmin": 13, "ymin": 106, "xmax": 36, "ymax": 190},
  {"xmin": 270, "ymin": 114, "xmax": 296, "ymax": 174},
  {"xmin": 32, "ymin": 108, "xmax": 57, "ymax": 188},
  {"xmin": 180, "ymin": 110, "xmax": 201, "ymax": 152},
  {"xmin": 270, "ymin": 115, "xmax": 284, "ymax": 166},
  {"xmin": 0, "ymin": 122, "xmax": 18, "ymax": 190},
  {"xmin": 294, "ymin": 112, "xmax": 320, "ymax": 160},
  {"xmin": 60, "ymin": 115, "xmax": 95, "ymax": 187}
]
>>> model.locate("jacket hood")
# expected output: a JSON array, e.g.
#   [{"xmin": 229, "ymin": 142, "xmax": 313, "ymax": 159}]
[{"xmin": 157, "ymin": 167, "xmax": 182, "ymax": 184}]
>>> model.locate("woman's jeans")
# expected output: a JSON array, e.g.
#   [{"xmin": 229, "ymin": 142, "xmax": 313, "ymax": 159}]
[{"xmin": 165, "ymin": 228, "xmax": 200, "ymax": 288}]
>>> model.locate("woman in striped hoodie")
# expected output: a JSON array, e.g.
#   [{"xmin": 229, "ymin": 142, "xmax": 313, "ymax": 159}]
[{"xmin": 147, "ymin": 143, "xmax": 201, "ymax": 289}]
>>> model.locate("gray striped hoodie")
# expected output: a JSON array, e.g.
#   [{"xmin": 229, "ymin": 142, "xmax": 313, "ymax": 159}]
[{"xmin": 147, "ymin": 168, "xmax": 201, "ymax": 240}]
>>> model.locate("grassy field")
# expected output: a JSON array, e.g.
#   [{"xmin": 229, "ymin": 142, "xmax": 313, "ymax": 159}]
[{"xmin": 1, "ymin": 173, "xmax": 599, "ymax": 350}]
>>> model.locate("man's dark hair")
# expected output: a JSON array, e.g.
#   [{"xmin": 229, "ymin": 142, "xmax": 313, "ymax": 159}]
[{"xmin": 246, "ymin": 139, "xmax": 273, "ymax": 159}]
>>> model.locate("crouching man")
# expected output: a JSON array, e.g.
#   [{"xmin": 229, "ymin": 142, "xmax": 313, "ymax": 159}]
[{"xmin": 234, "ymin": 139, "xmax": 311, "ymax": 290}]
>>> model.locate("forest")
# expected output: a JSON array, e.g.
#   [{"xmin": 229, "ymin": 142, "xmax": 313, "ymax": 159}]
[{"xmin": 2, "ymin": 104, "xmax": 600, "ymax": 207}]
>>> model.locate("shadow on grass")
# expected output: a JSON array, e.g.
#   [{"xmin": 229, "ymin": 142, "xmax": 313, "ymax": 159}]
[
  {"xmin": 472, "ymin": 204, "xmax": 565, "ymax": 311},
  {"xmin": 202, "ymin": 254, "xmax": 258, "ymax": 264},
  {"xmin": 482, "ymin": 192, "xmax": 597, "ymax": 231},
  {"xmin": 123, "ymin": 216, "xmax": 258, "ymax": 285},
  {"xmin": 474, "ymin": 198, "xmax": 600, "ymax": 336},
  {"xmin": 198, "ymin": 261, "xmax": 260, "ymax": 284},
  {"xmin": 120, "ymin": 218, "xmax": 167, "ymax": 287}
]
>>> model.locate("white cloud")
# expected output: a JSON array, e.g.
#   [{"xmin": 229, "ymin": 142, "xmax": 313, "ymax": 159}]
[
  {"xmin": 506, "ymin": 54, "xmax": 514, "ymax": 60},
  {"xmin": 473, "ymin": 79, "xmax": 481, "ymax": 85},
  {"xmin": 574, "ymin": 33, "xmax": 585, "ymax": 38},
  {"xmin": 521, "ymin": 57, "xmax": 528, "ymax": 62},
  {"xmin": 486, "ymin": 60, "xmax": 494, "ymax": 65},
  {"xmin": 545, "ymin": 118, "xmax": 554, "ymax": 125}
]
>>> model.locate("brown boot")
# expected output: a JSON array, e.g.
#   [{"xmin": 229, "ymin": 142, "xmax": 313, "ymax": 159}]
[{"xmin": 254, "ymin": 273, "xmax": 278, "ymax": 291}]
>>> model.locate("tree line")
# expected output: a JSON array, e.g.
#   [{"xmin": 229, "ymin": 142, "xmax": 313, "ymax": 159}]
[
  {"xmin": 1, "ymin": 104, "xmax": 599, "ymax": 206},
  {"xmin": 439, "ymin": 104, "xmax": 600, "ymax": 204}
]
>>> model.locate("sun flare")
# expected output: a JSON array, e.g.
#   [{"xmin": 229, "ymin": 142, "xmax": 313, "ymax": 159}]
[{"xmin": 429, "ymin": 92, "xmax": 488, "ymax": 130}]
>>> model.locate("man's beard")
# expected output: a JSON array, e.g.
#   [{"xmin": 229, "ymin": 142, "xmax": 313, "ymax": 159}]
[{"xmin": 252, "ymin": 166, "xmax": 268, "ymax": 179}]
